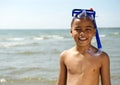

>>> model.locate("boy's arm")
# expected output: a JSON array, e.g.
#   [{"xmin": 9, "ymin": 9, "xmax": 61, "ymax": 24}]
[
  {"xmin": 56, "ymin": 52, "xmax": 67, "ymax": 85},
  {"xmin": 100, "ymin": 52, "xmax": 111, "ymax": 85}
]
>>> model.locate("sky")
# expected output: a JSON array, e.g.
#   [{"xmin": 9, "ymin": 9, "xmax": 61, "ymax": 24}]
[{"xmin": 0, "ymin": 0, "xmax": 120, "ymax": 29}]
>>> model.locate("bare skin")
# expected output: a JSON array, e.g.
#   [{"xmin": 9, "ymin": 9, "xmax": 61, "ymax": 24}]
[{"xmin": 56, "ymin": 18, "xmax": 111, "ymax": 85}]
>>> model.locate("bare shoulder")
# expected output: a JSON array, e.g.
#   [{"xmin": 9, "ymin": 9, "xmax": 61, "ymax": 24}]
[
  {"xmin": 59, "ymin": 48, "xmax": 73, "ymax": 61},
  {"xmin": 100, "ymin": 51, "xmax": 110, "ymax": 64},
  {"xmin": 100, "ymin": 51, "xmax": 110, "ymax": 59},
  {"xmin": 60, "ymin": 49, "xmax": 71, "ymax": 57}
]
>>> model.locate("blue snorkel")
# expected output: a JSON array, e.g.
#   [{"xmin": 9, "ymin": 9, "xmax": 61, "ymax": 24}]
[{"xmin": 72, "ymin": 8, "xmax": 102, "ymax": 56}]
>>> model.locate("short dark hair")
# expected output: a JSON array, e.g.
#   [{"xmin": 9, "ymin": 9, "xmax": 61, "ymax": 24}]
[{"xmin": 71, "ymin": 18, "xmax": 75, "ymax": 27}]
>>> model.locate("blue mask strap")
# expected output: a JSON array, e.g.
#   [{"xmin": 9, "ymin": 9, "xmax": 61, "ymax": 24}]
[
  {"xmin": 93, "ymin": 11, "xmax": 102, "ymax": 56},
  {"xmin": 94, "ymin": 19, "xmax": 102, "ymax": 50}
]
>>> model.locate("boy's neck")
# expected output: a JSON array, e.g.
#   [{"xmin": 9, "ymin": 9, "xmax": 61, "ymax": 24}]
[{"xmin": 75, "ymin": 45, "xmax": 91, "ymax": 54}]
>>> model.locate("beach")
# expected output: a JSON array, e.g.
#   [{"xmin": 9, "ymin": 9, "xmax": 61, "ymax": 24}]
[{"xmin": 0, "ymin": 28, "xmax": 120, "ymax": 85}]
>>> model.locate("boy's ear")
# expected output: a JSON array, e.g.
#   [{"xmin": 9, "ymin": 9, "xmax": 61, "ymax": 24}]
[
  {"xmin": 70, "ymin": 28, "xmax": 72, "ymax": 33},
  {"xmin": 70, "ymin": 28, "xmax": 73, "ymax": 37},
  {"xmin": 93, "ymin": 29, "xmax": 96, "ymax": 36}
]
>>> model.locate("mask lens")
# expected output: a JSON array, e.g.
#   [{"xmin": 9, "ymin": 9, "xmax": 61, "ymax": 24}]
[{"xmin": 72, "ymin": 9, "xmax": 95, "ymax": 20}]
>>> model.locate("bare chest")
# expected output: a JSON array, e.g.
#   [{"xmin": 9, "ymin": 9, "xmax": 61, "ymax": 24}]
[{"xmin": 65, "ymin": 55, "xmax": 101, "ymax": 75}]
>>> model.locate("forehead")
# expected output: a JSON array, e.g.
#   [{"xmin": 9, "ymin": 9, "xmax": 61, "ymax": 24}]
[{"xmin": 72, "ymin": 18, "xmax": 94, "ymax": 27}]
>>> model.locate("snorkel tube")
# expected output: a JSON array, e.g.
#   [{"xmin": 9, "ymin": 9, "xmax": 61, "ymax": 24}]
[
  {"xmin": 72, "ymin": 8, "xmax": 102, "ymax": 56},
  {"xmin": 93, "ymin": 16, "xmax": 102, "ymax": 56}
]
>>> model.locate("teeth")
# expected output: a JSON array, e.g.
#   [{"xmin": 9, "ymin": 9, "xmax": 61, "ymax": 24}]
[{"xmin": 79, "ymin": 36, "xmax": 87, "ymax": 41}]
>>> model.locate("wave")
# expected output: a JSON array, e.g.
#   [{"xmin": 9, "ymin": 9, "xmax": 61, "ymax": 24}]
[
  {"xmin": 0, "ymin": 66, "xmax": 57, "ymax": 84},
  {"xmin": 0, "ymin": 77, "xmax": 56, "ymax": 84},
  {"xmin": 0, "ymin": 35, "xmax": 65, "ymax": 41},
  {"xmin": 0, "ymin": 78, "xmax": 7, "ymax": 83},
  {"xmin": 0, "ymin": 35, "xmax": 67, "ymax": 48},
  {"xmin": 0, "ymin": 42, "xmax": 38, "ymax": 48},
  {"xmin": 100, "ymin": 34, "xmax": 106, "ymax": 38},
  {"xmin": 113, "ymin": 32, "xmax": 119, "ymax": 35},
  {"xmin": 7, "ymin": 37, "xmax": 25, "ymax": 41},
  {"xmin": 0, "ymin": 37, "xmax": 26, "ymax": 41},
  {"xmin": 99, "ymin": 32, "xmax": 120, "ymax": 38},
  {"xmin": 16, "ymin": 51, "xmax": 46, "ymax": 55},
  {"xmin": 108, "ymin": 32, "xmax": 120, "ymax": 36},
  {"xmin": 33, "ymin": 35, "xmax": 64, "ymax": 40},
  {"xmin": 0, "ymin": 49, "xmax": 46, "ymax": 55}
]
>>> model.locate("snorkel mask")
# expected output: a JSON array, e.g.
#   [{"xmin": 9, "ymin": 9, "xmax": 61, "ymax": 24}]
[{"xmin": 72, "ymin": 8, "xmax": 102, "ymax": 56}]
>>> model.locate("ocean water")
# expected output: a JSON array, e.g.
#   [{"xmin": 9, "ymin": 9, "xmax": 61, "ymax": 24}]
[{"xmin": 0, "ymin": 28, "xmax": 120, "ymax": 85}]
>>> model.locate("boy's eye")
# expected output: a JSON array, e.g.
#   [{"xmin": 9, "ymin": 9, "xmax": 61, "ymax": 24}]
[
  {"xmin": 85, "ymin": 28, "xmax": 93, "ymax": 33},
  {"xmin": 73, "ymin": 27, "xmax": 94, "ymax": 34},
  {"xmin": 75, "ymin": 26, "xmax": 80, "ymax": 29},
  {"xmin": 74, "ymin": 27, "xmax": 80, "ymax": 30},
  {"xmin": 74, "ymin": 28, "xmax": 81, "ymax": 32},
  {"xmin": 86, "ymin": 29, "xmax": 92, "ymax": 31}
]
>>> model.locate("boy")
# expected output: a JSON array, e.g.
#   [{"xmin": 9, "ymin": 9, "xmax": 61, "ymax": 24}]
[{"xmin": 56, "ymin": 9, "xmax": 111, "ymax": 85}]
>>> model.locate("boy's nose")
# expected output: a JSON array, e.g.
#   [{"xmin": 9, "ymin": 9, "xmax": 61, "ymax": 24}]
[{"xmin": 79, "ymin": 31, "xmax": 85, "ymax": 37}]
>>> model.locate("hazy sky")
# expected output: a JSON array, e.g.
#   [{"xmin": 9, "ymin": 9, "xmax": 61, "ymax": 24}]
[{"xmin": 0, "ymin": 0, "xmax": 120, "ymax": 29}]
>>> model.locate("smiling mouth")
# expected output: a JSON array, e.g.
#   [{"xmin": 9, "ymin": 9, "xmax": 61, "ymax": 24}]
[{"xmin": 78, "ymin": 36, "xmax": 87, "ymax": 41}]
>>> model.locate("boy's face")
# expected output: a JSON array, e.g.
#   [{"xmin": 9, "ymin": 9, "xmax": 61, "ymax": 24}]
[{"xmin": 71, "ymin": 18, "xmax": 96, "ymax": 47}]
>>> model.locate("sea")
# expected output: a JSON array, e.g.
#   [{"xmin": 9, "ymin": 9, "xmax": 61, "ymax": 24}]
[{"xmin": 0, "ymin": 28, "xmax": 120, "ymax": 85}]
